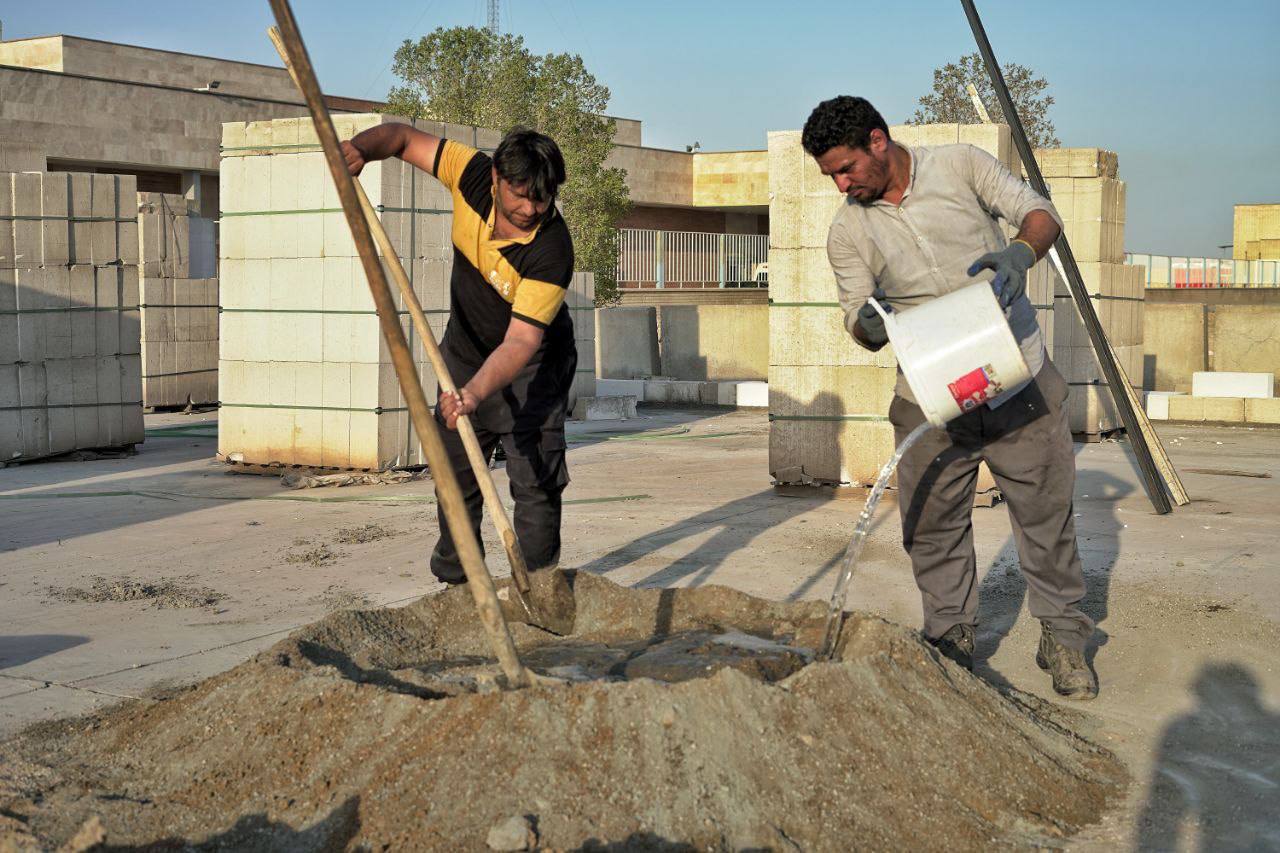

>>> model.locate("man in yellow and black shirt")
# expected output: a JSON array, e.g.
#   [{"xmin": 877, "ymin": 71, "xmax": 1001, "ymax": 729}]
[{"xmin": 342, "ymin": 124, "xmax": 576, "ymax": 585}]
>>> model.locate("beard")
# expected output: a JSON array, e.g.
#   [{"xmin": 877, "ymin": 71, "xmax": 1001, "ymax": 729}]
[{"xmin": 850, "ymin": 156, "xmax": 890, "ymax": 206}]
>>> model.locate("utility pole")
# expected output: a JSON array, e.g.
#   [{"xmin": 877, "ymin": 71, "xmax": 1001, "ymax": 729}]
[{"xmin": 487, "ymin": 0, "xmax": 501, "ymax": 34}]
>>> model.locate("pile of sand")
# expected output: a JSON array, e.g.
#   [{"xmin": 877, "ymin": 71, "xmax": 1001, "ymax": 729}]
[{"xmin": 1, "ymin": 573, "xmax": 1124, "ymax": 850}]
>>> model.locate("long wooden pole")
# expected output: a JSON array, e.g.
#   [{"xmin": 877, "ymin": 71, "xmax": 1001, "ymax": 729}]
[
  {"xmin": 962, "ymin": 67, "xmax": 1191, "ymax": 507},
  {"xmin": 1045, "ymin": 248, "xmax": 1190, "ymax": 505},
  {"xmin": 959, "ymin": 0, "xmax": 1173, "ymax": 515},
  {"xmin": 265, "ymin": 26, "xmax": 540, "ymax": 621},
  {"xmin": 266, "ymin": 0, "xmax": 532, "ymax": 686}
]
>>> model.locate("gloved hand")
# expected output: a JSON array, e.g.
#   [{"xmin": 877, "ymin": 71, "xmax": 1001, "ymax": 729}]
[
  {"xmin": 967, "ymin": 239, "xmax": 1037, "ymax": 308},
  {"xmin": 855, "ymin": 288, "xmax": 891, "ymax": 346}
]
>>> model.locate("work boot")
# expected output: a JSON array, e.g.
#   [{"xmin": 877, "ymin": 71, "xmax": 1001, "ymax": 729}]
[
  {"xmin": 928, "ymin": 624, "xmax": 975, "ymax": 671},
  {"xmin": 1036, "ymin": 624, "xmax": 1098, "ymax": 700}
]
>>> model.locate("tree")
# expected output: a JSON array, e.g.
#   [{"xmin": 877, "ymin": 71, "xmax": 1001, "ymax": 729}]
[
  {"xmin": 385, "ymin": 27, "xmax": 632, "ymax": 305},
  {"xmin": 909, "ymin": 53, "xmax": 1059, "ymax": 149}
]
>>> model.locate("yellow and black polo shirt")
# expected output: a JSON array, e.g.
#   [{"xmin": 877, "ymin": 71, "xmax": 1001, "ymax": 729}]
[{"xmin": 433, "ymin": 139, "xmax": 576, "ymax": 372}]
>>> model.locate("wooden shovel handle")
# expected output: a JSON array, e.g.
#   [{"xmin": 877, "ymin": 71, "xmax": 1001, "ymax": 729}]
[
  {"xmin": 267, "ymin": 26, "xmax": 534, "ymax": 600},
  {"xmin": 266, "ymin": 9, "xmax": 531, "ymax": 687}
]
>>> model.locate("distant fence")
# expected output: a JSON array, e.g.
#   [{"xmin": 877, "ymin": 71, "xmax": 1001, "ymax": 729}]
[
  {"xmin": 618, "ymin": 228, "xmax": 768, "ymax": 289},
  {"xmin": 1127, "ymin": 253, "xmax": 1280, "ymax": 288}
]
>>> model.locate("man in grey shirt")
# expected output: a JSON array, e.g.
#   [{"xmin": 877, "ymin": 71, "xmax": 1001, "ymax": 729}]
[{"xmin": 803, "ymin": 95, "xmax": 1096, "ymax": 699}]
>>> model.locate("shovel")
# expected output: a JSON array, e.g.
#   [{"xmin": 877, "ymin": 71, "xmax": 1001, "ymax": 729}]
[{"xmin": 267, "ymin": 24, "xmax": 575, "ymax": 637}]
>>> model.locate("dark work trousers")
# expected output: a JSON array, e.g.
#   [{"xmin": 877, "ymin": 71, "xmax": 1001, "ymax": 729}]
[
  {"xmin": 428, "ymin": 407, "xmax": 570, "ymax": 585},
  {"xmin": 890, "ymin": 360, "xmax": 1093, "ymax": 651}
]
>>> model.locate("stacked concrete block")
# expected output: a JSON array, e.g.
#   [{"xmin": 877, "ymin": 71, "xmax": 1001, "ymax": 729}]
[
  {"xmin": 767, "ymin": 123, "xmax": 1053, "ymax": 487},
  {"xmin": 1050, "ymin": 261, "xmax": 1145, "ymax": 434},
  {"xmin": 1022, "ymin": 148, "xmax": 1119, "ymax": 182},
  {"xmin": 565, "ymin": 271, "xmax": 597, "ymax": 408},
  {"xmin": 767, "ymin": 129, "xmax": 895, "ymax": 486},
  {"xmin": 219, "ymin": 114, "xmax": 474, "ymax": 470},
  {"xmin": 0, "ymin": 171, "xmax": 143, "ymax": 462},
  {"xmin": 138, "ymin": 193, "xmax": 219, "ymax": 407},
  {"xmin": 1191, "ymin": 371, "xmax": 1274, "ymax": 399},
  {"xmin": 1233, "ymin": 204, "xmax": 1280, "ymax": 261},
  {"xmin": 1035, "ymin": 149, "xmax": 1142, "ymax": 435}
]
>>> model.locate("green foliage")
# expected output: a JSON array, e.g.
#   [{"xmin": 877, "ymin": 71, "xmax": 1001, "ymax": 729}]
[
  {"xmin": 908, "ymin": 53, "xmax": 1059, "ymax": 149},
  {"xmin": 385, "ymin": 26, "xmax": 632, "ymax": 305}
]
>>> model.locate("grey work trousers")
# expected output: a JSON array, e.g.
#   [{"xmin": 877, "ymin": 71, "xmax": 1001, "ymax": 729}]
[{"xmin": 890, "ymin": 360, "xmax": 1093, "ymax": 651}]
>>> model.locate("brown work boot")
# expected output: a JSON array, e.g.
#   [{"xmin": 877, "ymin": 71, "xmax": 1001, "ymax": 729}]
[
  {"xmin": 928, "ymin": 624, "xmax": 975, "ymax": 671},
  {"xmin": 1036, "ymin": 624, "xmax": 1098, "ymax": 700}
]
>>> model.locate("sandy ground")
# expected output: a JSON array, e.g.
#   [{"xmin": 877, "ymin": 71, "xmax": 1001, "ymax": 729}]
[{"xmin": 1, "ymin": 408, "xmax": 1277, "ymax": 849}]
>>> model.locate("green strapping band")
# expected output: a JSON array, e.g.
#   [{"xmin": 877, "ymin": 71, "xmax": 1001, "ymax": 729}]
[
  {"xmin": 0, "ymin": 307, "xmax": 136, "ymax": 315},
  {"xmin": 220, "ymin": 403, "xmax": 411, "ymax": 414},
  {"xmin": 0, "ymin": 215, "xmax": 136, "ymax": 223},
  {"xmin": 768, "ymin": 301, "xmax": 841, "ymax": 308},
  {"xmin": 768, "ymin": 413, "xmax": 889, "ymax": 422},
  {"xmin": 0, "ymin": 401, "xmax": 142, "ymax": 412},
  {"xmin": 142, "ymin": 369, "xmax": 217, "ymax": 379},
  {"xmin": 220, "ymin": 142, "xmax": 326, "ymax": 152},
  {"xmin": 1052, "ymin": 294, "xmax": 1145, "ymax": 303},
  {"xmin": 378, "ymin": 206, "xmax": 451, "ymax": 214},
  {"xmin": 139, "ymin": 304, "xmax": 220, "ymax": 310},
  {"xmin": 221, "ymin": 207, "xmax": 342, "ymax": 217},
  {"xmin": 221, "ymin": 204, "xmax": 450, "ymax": 218}
]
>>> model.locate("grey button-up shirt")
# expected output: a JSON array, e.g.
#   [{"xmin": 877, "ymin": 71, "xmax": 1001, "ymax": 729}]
[{"xmin": 826, "ymin": 143, "xmax": 1062, "ymax": 406}]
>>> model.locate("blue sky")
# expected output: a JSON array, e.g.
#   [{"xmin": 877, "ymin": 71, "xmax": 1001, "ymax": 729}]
[{"xmin": 5, "ymin": 1, "xmax": 1278, "ymax": 256}]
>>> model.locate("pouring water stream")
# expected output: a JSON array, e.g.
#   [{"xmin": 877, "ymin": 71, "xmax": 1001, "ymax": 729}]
[{"xmin": 818, "ymin": 420, "xmax": 934, "ymax": 661}]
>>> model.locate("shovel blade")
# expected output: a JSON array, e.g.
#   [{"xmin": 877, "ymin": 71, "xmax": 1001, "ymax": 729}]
[{"xmin": 498, "ymin": 568, "xmax": 576, "ymax": 636}]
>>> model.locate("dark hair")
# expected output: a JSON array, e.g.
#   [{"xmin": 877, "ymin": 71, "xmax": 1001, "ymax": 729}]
[
  {"xmin": 801, "ymin": 96, "xmax": 891, "ymax": 157},
  {"xmin": 492, "ymin": 127, "xmax": 567, "ymax": 203}
]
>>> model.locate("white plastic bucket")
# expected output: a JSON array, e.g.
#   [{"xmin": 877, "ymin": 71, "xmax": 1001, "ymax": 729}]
[{"xmin": 870, "ymin": 283, "xmax": 1030, "ymax": 428}]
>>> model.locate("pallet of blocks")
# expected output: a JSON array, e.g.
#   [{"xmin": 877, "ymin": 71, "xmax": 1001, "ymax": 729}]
[
  {"xmin": 766, "ymin": 128, "xmax": 897, "ymax": 487},
  {"xmin": 1032, "ymin": 148, "xmax": 1142, "ymax": 437},
  {"xmin": 565, "ymin": 271, "xmax": 597, "ymax": 407},
  {"xmin": 218, "ymin": 114, "xmax": 479, "ymax": 471},
  {"xmin": 1052, "ymin": 262, "xmax": 1145, "ymax": 436},
  {"xmin": 0, "ymin": 171, "xmax": 143, "ymax": 463},
  {"xmin": 138, "ymin": 193, "xmax": 218, "ymax": 408}
]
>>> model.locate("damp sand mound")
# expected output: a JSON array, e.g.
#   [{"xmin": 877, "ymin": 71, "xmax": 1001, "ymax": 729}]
[{"xmin": 3, "ymin": 573, "xmax": 1125, "ymax": 851}]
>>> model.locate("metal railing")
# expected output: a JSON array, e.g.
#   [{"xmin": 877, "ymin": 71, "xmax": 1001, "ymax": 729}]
[
  {"xmin": 1126, "ymin": 253, "xmax": 1280, "ymax": 288},
  {"xmin": 618, "ymin": 228, "xmax": 769, "ymax": 289}
]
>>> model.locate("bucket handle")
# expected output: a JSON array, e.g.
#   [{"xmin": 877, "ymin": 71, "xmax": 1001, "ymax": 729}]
[
  {"xmin": 867, "ymin": 296, "xmax": 892, "ymax": 323},
  {"xmin": 867, "ymin": 295, "xmax": 908, "ymax": 347}
]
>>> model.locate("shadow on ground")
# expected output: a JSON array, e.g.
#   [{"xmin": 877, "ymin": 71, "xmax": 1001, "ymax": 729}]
[
  {"xmin": 0, "ymin": 635, "xmax": 89, "ymax": 670},
  {"xmin": 579, "ymin": 490, "xmax": 824, "ymax": 590},
  {"xmin": 101, "ymin": 795, "xmax": 361, "ymax": 851},
  {"xmin": 974, "ymin": 450, "xmax": 1132, "ymax": 689},
  {"xmin": 1135, "ymin": 662, "xmax": 1280, "ymax": 851}
]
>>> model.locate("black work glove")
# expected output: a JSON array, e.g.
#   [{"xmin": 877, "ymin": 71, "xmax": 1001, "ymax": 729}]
[
  {"xmin": 855, "ymin": 288, "xmax": 891, "ymax": 346},
  {"xmin": 967, "ymin": 239, "xmax": 1037, "ymax": 308}
]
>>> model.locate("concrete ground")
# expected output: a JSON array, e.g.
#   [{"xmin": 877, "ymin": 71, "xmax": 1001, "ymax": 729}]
[{"xmin": 2, "ymin": 408, "xmax": 1277, "ymax": 850}]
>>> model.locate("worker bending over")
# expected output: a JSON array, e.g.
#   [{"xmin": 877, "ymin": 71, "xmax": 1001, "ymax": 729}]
[
  {"xmin": 343, "ymin": 124, "xmax": 576, "ymax": 586},
  {"xmin": 802, "ymin": 96, "xmax": 1096, "ymax": 699}
]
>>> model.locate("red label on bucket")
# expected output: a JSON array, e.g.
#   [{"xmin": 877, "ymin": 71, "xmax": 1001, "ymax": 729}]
[{"xmin": 948, "ymin": 365, "xmax": 1003, "ymax": 412}]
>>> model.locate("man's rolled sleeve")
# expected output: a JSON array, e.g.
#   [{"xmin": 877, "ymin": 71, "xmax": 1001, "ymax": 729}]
[
  {"xmin": 964, "ymin": 144, "xmax": 1063, "ymax": 231},
  {"xmin": 827, "ymin": 220, "xmax": 875, "ymax": 338}
]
